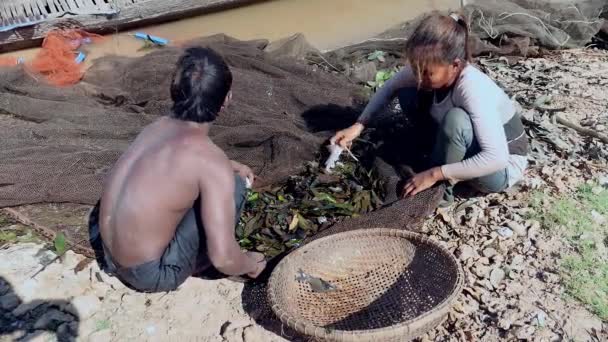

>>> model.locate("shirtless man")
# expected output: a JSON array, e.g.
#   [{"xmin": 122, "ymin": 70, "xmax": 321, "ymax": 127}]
[{"xmin": 88, "ymin": 47, "xmax": 267, "ymax": 293}]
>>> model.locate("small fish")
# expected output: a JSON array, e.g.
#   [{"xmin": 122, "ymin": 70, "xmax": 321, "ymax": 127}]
[
  {"xmin": 324, "ymin": 143, "xmax": 344, "ymax": 173},
  {"xmin": 296, "ymin": 269, "xmax": 337, "ymax": 293}
]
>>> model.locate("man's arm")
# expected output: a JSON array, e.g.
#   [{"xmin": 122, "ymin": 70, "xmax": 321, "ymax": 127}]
[{"xmin": 198, "ymin": 159, "xmax": 261, "ymax": 276}]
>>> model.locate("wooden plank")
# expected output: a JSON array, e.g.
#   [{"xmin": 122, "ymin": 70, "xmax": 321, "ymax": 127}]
[
  {"xmin": 53, "ymin": 0, "xmax": 67, "ymax": 12},
  {"xmin": 23, "ymin": 3, "xmax": 34, "ymax": 17},
  {"xmin": 0, "ymin": 0, "xmax": 268, "ymax": 53},
  {"xmin": 64, "ymin": 0, "xmax": 77, "ymax": 10},
  {"xmin": 0, "ymin": 5, "xmax": 12, "ymax": 21}
]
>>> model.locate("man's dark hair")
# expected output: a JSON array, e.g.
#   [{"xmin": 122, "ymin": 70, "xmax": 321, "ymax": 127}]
[{"xmin": 170, "ymin": 47, "xmax": 233, "ymax": 123}]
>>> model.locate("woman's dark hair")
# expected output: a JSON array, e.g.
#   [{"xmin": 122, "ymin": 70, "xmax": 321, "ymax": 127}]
[
  {"xmin": 170, "ymin": 47, "xmax": 233, "ymax": 123},
  {"xmin": 405, "ymin": 12, "xmax": 471, "ymax": 81}
]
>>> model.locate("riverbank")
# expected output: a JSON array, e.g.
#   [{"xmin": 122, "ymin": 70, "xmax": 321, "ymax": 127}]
[{"xmin": 1, "ymin": 46, "xmax": 606, "ymax": 341}]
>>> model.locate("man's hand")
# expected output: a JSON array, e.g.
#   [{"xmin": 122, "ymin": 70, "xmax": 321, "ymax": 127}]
[
  {"xmin": 230, "ymin": 161, "xmax": 255, "ymax": 186},
  {"xmin": 402, "ymin": 167, "xmax": 444, "ymax": 198},
  {"xmin": 245, "ymin": 251, "xmax": 267, "ymax": 279}
]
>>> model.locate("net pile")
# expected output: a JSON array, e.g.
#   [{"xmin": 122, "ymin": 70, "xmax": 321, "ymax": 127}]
[{"xmin": 26, "ymin": 30, "xmax": 104, "ymax": 86}]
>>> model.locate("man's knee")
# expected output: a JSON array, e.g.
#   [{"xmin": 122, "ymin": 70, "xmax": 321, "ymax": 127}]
[{"xmin": 439, "ymin": 107, "xmax": 472, "ymax": 142}]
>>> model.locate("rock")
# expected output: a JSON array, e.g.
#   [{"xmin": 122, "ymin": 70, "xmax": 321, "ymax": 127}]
[
  {"xmin": 533, "ymin": 310, "xmax": 547, "ymax": 327},
  {"xmin": 496, "ymin": 227, "xmax": 514, "ymax": 238},
  {"xmin": 352, "ymin": 62, "xmax": 377, "ymax": 83},
  {"xmin": 473, "ymin": 265, "xmax": 492, "ymax": 278},
  {"xmin": 590, "ymin": 210, "xmax": 605, "ymax": 225},
  {"xmin": 33, "ymin": 309, "xmax": 74, "ymax": 330},
  {"xmin": 498, "ymin": 318, "xmax": 512, "ymax": 330},
  {"xmin": 510, "ymin": 255, "xmax": 525, "ymax": 269},
  {"xmin": 599, "ymin": 174, "xmax": 608, "ymax": 187},
  {"xmin": 69, "ymin": 295, "xmax": 101, "ymax": 320},
  {"xmin": 89, "ymin": 329, "xmax": 112, "ymax": 342},
  {"xmin": 482, "ymin": 248, "xmax": 498, "ymax": 258},
  {"xmin": 12, "ymin": 301, "xmax": 44, "ymax": 316},
  {"xmin": 506, "ymin": 221, "xmax": 527, "ymax": 236},
  {"xmin": 457, "ymin": 244, "xmax": 476, "ymax": 261},
  {"xmin": 146, "ymin": 324, "xmax": 157, "ymax": 336},
  {"xmin": 489, "ymin": 268, "xmax": 506, "ymax": 289},
  {"xmin": 61, "ymin": 250, "xmax": 82, "ymax": 270},
  {"xmin": 0, "ymin": 293, "xmax": 20, "ymax": 310},
  {"xmin": 540, "ymin": 271, "xmax": 560, "ymax": 284},
  {"xmin": 515, "ymin": 325, "xmax": 536, "ymax": 340}
]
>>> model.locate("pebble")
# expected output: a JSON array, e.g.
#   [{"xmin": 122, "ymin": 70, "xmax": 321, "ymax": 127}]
[
  {"xmin": 590, "ymin": 210, "xmax": 605, "ymax": 225},
  {"xmin": 0, "ymin": 293, "xmax": 20, "ymax": 310},
  {"xmin": 33, "ymin": 309, "xmax": 74, "ymax": 330},
  {"xmin": 507, "ymin": 221, "xmax": 527, "ymax": 236},
  {"xmin": 496, "ymin": 227, "xmax": 514, "ymax": 238},
  {"xmin": 457, "ymin": 244, "xmax": 476, "ymax": 261},
  {"xmin": 69, "ymin": 295, "xmax": 101, "ymax": 320},
  {"xmin": 599, "ymin": 174, "xmax": 608, "ymax": 187},
  {"xmin": 515, "ymin": 326, "xmax": 536, "ymax": 340},
  {"xmin": 498, "ymin": 318, "xmax": 512, "ymax": 330},
  {"xmin": 510, "ymin": 255, "xmax": 525, "ymax": 268},
  {"xmin": 473, "ymin": 265, "xmax": 491, "ymax": 278},
  {"xmin": 490, "ymin": 268, "xmax": 506, "ymax": 289},
  {"xmin": 146, "ymin": 324, "xmax": 157, "ymax": 335},
  {"xmin": 61, "ymin": 250, "xmax": 82, "ymax": 270},
  {"xmin": 482, "ymin": 248, "xmax": 497, "ymax": 258},
  {"xmin": 533, "ymin": 310, "xmax": 547, "ymax": 327}
]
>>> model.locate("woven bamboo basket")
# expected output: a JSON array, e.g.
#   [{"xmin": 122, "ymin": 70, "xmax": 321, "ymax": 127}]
[{"xmin": 267, "ymin": 228, "xmax": 463, "ymax": 341}]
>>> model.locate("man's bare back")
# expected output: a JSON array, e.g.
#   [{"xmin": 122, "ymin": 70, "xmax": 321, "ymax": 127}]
[{"xmin": 100, "ymin": 116, "xmax": 220, "ymax": 266}]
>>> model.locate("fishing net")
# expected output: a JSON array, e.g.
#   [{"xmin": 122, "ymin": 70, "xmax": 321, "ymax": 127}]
[
  {"xmin": 315, "ymin": 0, "xmax": 606, "ymax": 72},
  {"xmin": 0, "ymin": 57, "xmax": 19, "ymax": 67},
  {"xmin": 26, "ymin": 30, "xmax": 103, "ymax": 86}
]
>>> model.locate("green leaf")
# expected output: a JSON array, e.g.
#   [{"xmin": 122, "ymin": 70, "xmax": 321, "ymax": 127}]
[
  {"xmin": 375, "ymin": 71, "xmax": 389, "ymax": 83},
  {"xmin": 313, "ymin": 192, "xmax": 337, "ymax": 204},
  {"xmin": 367, "ymin": 50, "xmax": 386, "ymax": 62},
  {"xmin": 54, "ymin": 232, "xmax": 66, "ymax": 255},
  {"xmin": 247, "ymin": 191, "xmax": 259, "ymax": 202}
]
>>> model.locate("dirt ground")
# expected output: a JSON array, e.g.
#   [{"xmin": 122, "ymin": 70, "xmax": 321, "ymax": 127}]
[{"xmin": 1, "ymin": 48, "xmax": 608, "ymax": 341}]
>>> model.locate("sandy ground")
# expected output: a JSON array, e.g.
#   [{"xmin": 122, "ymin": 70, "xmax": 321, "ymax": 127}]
[{"xmin": 0, "ymin": 244, "xmax": 287, "ymax": 342}]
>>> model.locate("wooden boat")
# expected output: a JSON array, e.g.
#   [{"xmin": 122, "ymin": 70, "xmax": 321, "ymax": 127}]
[{"xmin": 0, "ymin": 0, "xmax": 265, "ymax": 53}]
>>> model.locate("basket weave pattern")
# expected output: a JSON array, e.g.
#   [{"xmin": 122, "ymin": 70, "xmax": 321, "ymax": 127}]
[{"xmin": 268, "ymin": 229, "xmax": 463, "ymax": 341}]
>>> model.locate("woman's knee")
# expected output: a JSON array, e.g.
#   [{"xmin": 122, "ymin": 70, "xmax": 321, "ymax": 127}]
[
  {"xmin": 470, "ymin": 169, "xmax": 509, "ymax": 194},
  {"xmin": 439, "ymin": 107, "xmax": 472, "ymax": 140}
]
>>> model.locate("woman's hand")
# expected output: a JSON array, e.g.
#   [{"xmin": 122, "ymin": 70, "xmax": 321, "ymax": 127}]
[
  {"xmin": 402, "ymin": 167, "xmax": 445, "ymax": 197},
  {"xmin": 332, "ymin": 123, "xmax": 365, "ymax": 148}
]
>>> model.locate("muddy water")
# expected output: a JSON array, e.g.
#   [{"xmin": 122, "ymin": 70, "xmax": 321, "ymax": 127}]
[{"xmin": 2, "ymin": 0, "xmax": 457, "ymax": 64}]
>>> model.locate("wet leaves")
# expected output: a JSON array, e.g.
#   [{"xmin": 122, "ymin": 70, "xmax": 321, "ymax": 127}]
[{"xmin": 237, "ymin": 160, "xmax": 384, "ymax": 257}]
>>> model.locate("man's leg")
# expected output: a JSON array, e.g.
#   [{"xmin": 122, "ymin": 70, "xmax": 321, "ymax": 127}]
[{"xmin": 431, "ymin": 108, "xmax": 509, "ymax": 206}]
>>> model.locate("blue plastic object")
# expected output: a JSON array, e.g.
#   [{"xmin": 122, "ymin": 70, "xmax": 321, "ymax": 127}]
[
  {"xmin": 134, "ymin": 32, "xmax": 169, "ymax": 46},
  {"xmin": 75, "ymin": 52, "xmax": 86, "ymax": 64}
]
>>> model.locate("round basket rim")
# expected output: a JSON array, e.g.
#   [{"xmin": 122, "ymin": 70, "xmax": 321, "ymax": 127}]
[{"xmin": 267, "ymin": 228, "xmax": 465, "ymax": 340}]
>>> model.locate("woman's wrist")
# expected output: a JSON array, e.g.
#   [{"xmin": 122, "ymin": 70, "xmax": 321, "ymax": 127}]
[{"xmin": 431, "ymin": 166, "xmax": 446, "ymax": 181}]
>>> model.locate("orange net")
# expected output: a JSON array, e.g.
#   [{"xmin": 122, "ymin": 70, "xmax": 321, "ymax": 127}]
[
  {"xmin": 26, "ymin": 29, "xmax": 103, "ymax": 86},
  {"xmin": 0, "ymin": 56, "xmax": 19, "ymax": 67}
]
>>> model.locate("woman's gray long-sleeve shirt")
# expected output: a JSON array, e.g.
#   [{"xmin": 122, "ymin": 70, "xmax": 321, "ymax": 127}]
[{"xmin": 357, "ymin": 64, "xmax": 527, "ymax": 186}]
